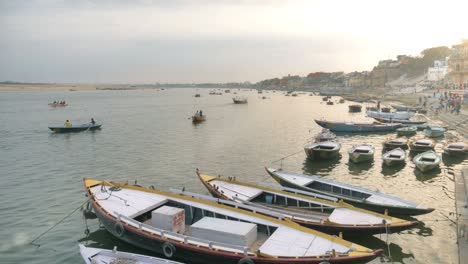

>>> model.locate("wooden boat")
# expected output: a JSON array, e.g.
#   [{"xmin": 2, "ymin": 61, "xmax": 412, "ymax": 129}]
[
  {"xmin": 314, "ymin": 128, "xmax": 336, "ymax": 142},
  {"xmin": 314, "ymin": 120, "xmax": 401, "ymax": 132},
  {"xmin": 443, "ymin": 142, "xmax": 468, "ymax": 156},
  {"xmin": 197, "ymin": 172, "xmax": 417, "ymax": 235},
  {"xmin": 304, "ymin": 141, "xmax": 341, "ymax": 160},
  {"xmin": 322, "ymin": 96, "xmax": 328, "ymax": 101},
  {"xmin": 413, "ymin": 151, "xmax": 441, "ymax": 172},
  {"xmin": 373, "ymin": 117, "xmax": 426, "ymax": 125},
  {"xmin": 366, "ymin": 111, "xmax": 414, "ymax": 120},
  {"xmin": 396, "ymin": 126, "xmax": 417, "ymax": 137},
  {"xmin": 381, "ymin": 107, "xmax": 391, "ymax": 113},
  {"xmin": 79, "ymin": 244, "xmax": 183, "ymax": 264},
  {"xmin": 348, "ymin": 144, "xmax": 374, "ymax": 163},
  {"xmin": 410, "ymin": 139, "xmax": 435, "ymax": 152},
  {"xmin": 425, "ymin": 126, "xmax": 445, "ymax": 138},
  {"xmin": 390, "ymin": 104, "xmax": 422, "ymax": 112},
  {"xmin": 266, "ymin": 168, "xmax": 434, "ymax": 216},
  {"xmin": 232, "ymin": 97, "xmax": 248, "ymax": 104},
  {"xmin": 192, "ymin": 115, "xmax": 206, "ymax": 123},
  {"xmin": 339, "ymin": 98, "xmax": 345, "ymax": 103},
  {"xmin": 84, "ymin": 178, "xmax": 382, "ymax": 264},
  {"xmin": 416, "ymin": 124, "xmax": 428, "ymax": 131},
  {"xmin": 48, "ymin": 103, "xmax": 68, "ymax": 107},
  {"xmin": 48, "ymin": 122, "xmax": 102, "ymax": 133},
  {"xmin": 326, "ymin": 101, "xmax": 334, "ymax": 105},
  {"xmin": 348, "ymin": 104, "xmax": 362, "ymax": 112},
  {"xmin": 194, "ymin": 94, "xmax": 201, "ymax": 97},
  {"xmin": 383, "ymin": 138, "xmax": 408, "ymax": 150},
  {"xmin": 382, "ymin": 148, "xmax": 406, "ymax": 166}
]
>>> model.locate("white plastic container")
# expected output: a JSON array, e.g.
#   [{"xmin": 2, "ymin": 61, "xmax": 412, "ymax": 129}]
[
  {"xmin": 151, "ymin": 206, "xmax": 185, "ymax": 233},
  {"xmin": 191, "ymin": 217, "xmax": 257, "ymax": 247}
]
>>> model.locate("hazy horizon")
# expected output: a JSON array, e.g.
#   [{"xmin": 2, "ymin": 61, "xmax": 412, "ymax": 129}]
[{"xmin": 1, "ymin": 0, "xmax": 467, "ymax": 83}]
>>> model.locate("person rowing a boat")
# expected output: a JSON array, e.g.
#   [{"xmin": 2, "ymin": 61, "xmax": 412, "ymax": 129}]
[
  {"xmin": 64, "ymin": 120, "xmax": 72, "ymax": 127},
  {"xmin": 91, "ymin": 118, "xmax": 96, "ymax": 125}
]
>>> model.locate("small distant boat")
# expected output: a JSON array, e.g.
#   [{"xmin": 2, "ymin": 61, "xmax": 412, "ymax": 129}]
[
  {"xmin": 257, "ymin": 90, "xmax": 263, "ymax": 94},
  {"xmin": 48, "ymin": 122, "xmax": 102, "ymax": 133},
  {"xmin": 348, "ymin": 144, "xmax": 375, "ymax": 163},
  {"xmin": 314, "ymin": 128, "xmax": 336, "ymax": 142},
  {"xmin": 373, "ymin": 117, "xmax": 426, "ymax": 125},
  {"xmin": 209, "ymin": 91, "xmax": 216, "ymax": 95},
  {"xmin": 410, "ymin": 139, "xmax": 435, "ymax": 152},
  {"xmin": 339, "ymin": 98, "xmax": 345, "ymax": 103},
  {"xmin": 84, "ymin": 178, "xmax": 383, "ymax": 264},
  {"xmin": 381, "ymin": 107, "xmax": 391, "ymax": 113},
  {"xmin": 291, "ymin": 93, "xmax": 298, "ymax": 97},
  {"xmin": 348, "ymin": 104, "xmax": 362, "ymax": 112},
  {"xmin": 197, "ymin": 172, "xmax": 417, "ymax": 235},
  {"xmin": 326, "ymin": 100, "xmax": 334, "ymax": 105},
  {"xmin": 79, "ymin": 244, "xmax": 183, "ymax": 264},
  {"xmin": 315, "ymin": 120, "xmax": 401, "ymax": 132},
  {"xmin": 304, "ymin": 141, "xmax": 341, "ymax": 160},
  {"xmin": 232, "ymin": 96, "xmax": 248, "ymax": 104},
  {"xmin": 416, "ymin": 124, "xmax": 428, "ymax": 131},
  {"xmin": 225, "ymin": 89, "xmax": 231, "ymax": 93},
  {"xmin": 396, "ymin": 126, "xmax": 417, "ymax": 137},
  {"xmin": 366, "ymin": 111, "xmax": 414, "ymax": 120},
  {"xmin": 443, "ymin": 142, "xmax": 468, "ymax": 156},
  {"xmin": 391, "ymin": 104, "xmax": 422, "ymax": 112},
  {"xmin": 48, "ymin": 102, "xmax": 68, "ymax": 107},
  {"xmin": 194, "ymin": 94, "xmax": 201, "ymax": 97},
  {"xmin": 192, "ymin": 114, "xmax": 206, "ymax": 123},
  {"xmin": 322, "ymin": 96, "xmax": 328, "ymax": 101},
  {"xmin": 383, "ymin": 137, "xmax": 408, "ymax": 149},
  {"xmin": 382, "ymin": 148, "xmax": 406, "ymax": 166},
  {"xmin": 266, "ymin": 168, "xmax": 434, "ymax": 215},
  {"xmin": 425, "ymin": 126, "xmax": 445, "ymax": 138},
  {"xmin": 413, "ymin": 151, "xmax": 441, "ymax": 172}
]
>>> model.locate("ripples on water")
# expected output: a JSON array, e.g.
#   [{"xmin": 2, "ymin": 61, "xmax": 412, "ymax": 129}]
[{"xmin": 0, "ymin": 89, "xmax": 465, "ymax": 264}]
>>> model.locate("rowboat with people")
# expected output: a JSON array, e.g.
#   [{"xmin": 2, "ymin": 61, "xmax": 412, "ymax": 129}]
[
  {"xmin": 83, "ymin": 178, "xmax": 383, "ymax": 264},
  {"xmin": 48, "ymin": 121, "xmax": 102, "ymax": 133},
  {"xmin": 266, "ymin": 168, "xmax": 434, "ymax": 216},
  {"xmin": 196, "ymin": 171, "xmax": 417, "ymax": 235}
]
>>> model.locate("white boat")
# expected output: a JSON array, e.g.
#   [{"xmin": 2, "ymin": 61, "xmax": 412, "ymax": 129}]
[
  {"xmin": 443, "ymin": 142, "xmax": 468, "ymax": 156},
  {"xmin": 425, "ymin": 126, "xmax": 445, "ymax": 138},
  {"xmin": 366, "ymin": 111, "xmax": 414, "ymax": 120},
  {"xmin": 304, "ymin": 141, "xmax": 341, "ymax": 160},
  {"xmin": 79, "ymin": 244, "xmax": 183, "ymax": 264},
  {"xmin": 265, "ymin": 168, "xmax": 434, "ymax": 215},
  {"xmin": 348, "ymin": 144, "xmax": 374, "ymax": 163},
  {"xmin": 84, "ymin": 179, "xmax": 382, "ymax": 264},
  {"xmin": 413, "ymin": 151, "xmax": 441, "ymax": 172},
  {"xmin": 197, "ymin": 172, "xmax": 417, "ymax": 235},
  {"xmin": 382, "ymin": 148, "xmax": 406, "ymax": 166},
  {"xmin": 314, "ymin": 128, "xmax": 336, "ymax": 142},
  {"xmin": 232, "ymin": 96, "xmax": 248, "ymax": 104},
  {"xmin": 409, "ymin": 139, "xmax": 435, "ymax": 152}
]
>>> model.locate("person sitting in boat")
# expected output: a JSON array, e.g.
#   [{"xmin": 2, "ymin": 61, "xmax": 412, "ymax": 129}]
[
  {"xmin": 195, "ymin": 110, "xmax": 199, "ymax": 117},
  {"xmin": 64, "ymin": 120, "xmax": 72, "ymax": 127},
  {"xmin": 91, "ymin": 118, "xmax": 96, "ymax": 125},
  {"xmin": 199, "ymin": 110, "xmax": 203, "ymax": 116},
  {"xmin": 53, "ymin": 101, "xmax": 57, "ymax": 104}
]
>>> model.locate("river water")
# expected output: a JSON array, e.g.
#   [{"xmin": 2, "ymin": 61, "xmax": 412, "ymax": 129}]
[{"xmin": 0, "ymin": 88, "xmax": 465, "ymax": 264}]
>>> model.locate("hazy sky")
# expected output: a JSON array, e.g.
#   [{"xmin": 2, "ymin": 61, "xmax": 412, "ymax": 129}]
[{"xmin": 1, "ymin": 0, "xmax": 467, "ymax": 83}]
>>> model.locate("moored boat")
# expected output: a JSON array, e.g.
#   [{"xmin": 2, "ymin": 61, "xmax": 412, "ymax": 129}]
[
  {"xmin": 196, "ymin": 171, "xmax": 417, "ymax": 235},
  {"xmin": 390, "ymin": 104, "xmax": 422, "ymax": 112},
  {"xmin": 396, "ymin": 126, "xmax": 417, "ymax": 137},
  {"xmin": 48, "ymin": 122, "xmax": 102, "ymax": 133},
  {"xmin": 443, "ymin": 142, "xmax": 468, "ymax": 156},
  {"xmin": 79, "ymin": 244, "xmax": 183, "ymax": 264},
  {"xmin": 373, "ymin": 117, "xmax": 426, "ymax": 125},
  {"xmin": 366, "ymin": 111, "xmax": 414, "ymax": 120},
  {"xmin": 348, "ymin": 144, "xmax": 375, "ymax": 163},
  {"xmin": 265, "ymin": 168, "xmax": 434, "ymax": 216},
  {"xmin": 84, "ymin": 178, "xmax": 382, "ymax": 264},
  {"xmin": 314, "ymin": 120, "xmax": 401, "ymax": 132},
  {"xmin": 339, "ymin": 98, "xmax": 345, "ymax": 103},
  {"xmin": 314, "ymin": 128, "xmax": 336, "ymax": 142},
  {"xmin": 232, "ymin": 96, "xmax": 248, "ymax": 104},
  {"xmin": 413, "ymin": 151, "xmax": 441, "ymax": 172},
  {"xmin": 348, "ymin": 104, "xmax": 362, "ymax": 112},
  {"xmin": 382, "ymin": 148, "xmax": 406, "ymax": 166},
  {"xmin": 304, "ymin": 141, "xmax": 341, "ymax": 160},
  {"xmin": 409, "ymin": 139, "xmax": 435, "ymax": 152},
  {"xmin": 192, "ymin": 115, "xmax": 206, "ymax": 123},
  {"xmin": 425, "ymin": 126, "xmax": 445, "ymax": 138},
  {"xmin": 326, "ymin": 100, "xmax": 334, "ymax": 105},
  {"xmin": 383, "ymin": 137, "xmax": 408, "ymax": 150}
]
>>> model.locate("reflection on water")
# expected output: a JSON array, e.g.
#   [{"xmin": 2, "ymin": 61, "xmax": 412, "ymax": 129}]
[
  {"xmin": 302, "ymin": 156, "xmax": 342, "ymax": 175},
  {"xmin": 380, "ymin": 163, "xmax": 406, "ymax": 177}
]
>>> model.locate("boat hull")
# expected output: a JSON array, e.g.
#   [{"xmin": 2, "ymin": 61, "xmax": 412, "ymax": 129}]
[
  {"xmin": 305, "ymin": 149, "xmax": 340, "ymax": 160},
  {"xmin": 48, "ymin": 124, "xmax": 102, "ymax": 133},
  {"xmin": 444, "ymin": 149, "xmax": 468, "ymax": 157},
  {"xmin": 415, "ymin": 164, "xmax": 439, "ymax": 172},
  {"xmin": 315, "ymin": 120, "xmax": 401, "ymax": 132},
  {"xmin": 349, "ymin": 153, "xmax": 374, "ymax": 163},
  {"xmin": 266, "ymin": 170, "xmax": 434, "ymax": 216},
  {"xmin": 383, "ymin": 158, "xmax": 405, "ymax": 166},
  {"xmin": 383, "ymin": 143, "xmax": 408, "ymax": 150}
]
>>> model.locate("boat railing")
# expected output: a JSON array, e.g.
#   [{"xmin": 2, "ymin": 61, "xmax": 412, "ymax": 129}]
[
  {"xmin": 169, "ymin": 189, "xmax": 286, "ymax": 220},
  {"xmin": 116, "ymin": 213, "xmax": 251, "ymax": 255},
  {"xmin": 259, "ymin": 183, "xmax": 338, "ymax": 202}
]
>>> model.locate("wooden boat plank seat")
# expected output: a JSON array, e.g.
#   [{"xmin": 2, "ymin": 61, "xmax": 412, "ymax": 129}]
[
  {"xmin": 259, "ymin": 227, "xmax": 349, "ymax": 256},
  {"xmin": 91, "ymin": 186, "xmax": 168, "ymax": 218},
  {"xmin": 328, "ymin": 208, "xmax": 392, "ymax": 225},
  {"xmin": 210, "ymin": 180, "xmax": 263, "ymax": 201}
]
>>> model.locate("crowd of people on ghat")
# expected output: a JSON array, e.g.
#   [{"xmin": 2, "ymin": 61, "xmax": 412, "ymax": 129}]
[{"xmin": 436, "ymin": 91, "xmax": 464, "ymax": 115}]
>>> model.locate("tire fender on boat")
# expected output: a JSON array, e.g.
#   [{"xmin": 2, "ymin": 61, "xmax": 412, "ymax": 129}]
[
  {"xmin": 162, "ymin": 242, "xmax": 176, "ymax": 258},
  {"xmin": 114, "ymin": 222, "xmax": 125, "ymax": 237},
  {"xmin": 238, "ymin": 257, "xmax": 255, "ymax": 264}
]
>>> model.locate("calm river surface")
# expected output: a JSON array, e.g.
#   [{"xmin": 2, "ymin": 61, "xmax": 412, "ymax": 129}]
[{"xmin": 0, "ymin": 88, "xmax": 465, "ymax": 264}]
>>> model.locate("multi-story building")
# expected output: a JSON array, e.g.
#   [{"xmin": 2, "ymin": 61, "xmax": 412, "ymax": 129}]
[
  {"xmin": 427, "ymin": 58, "xmax": 448, "ymax": 81},
  {"xmin": 448, "ymin": 39, "xmax": 468, "ymax": 88}
]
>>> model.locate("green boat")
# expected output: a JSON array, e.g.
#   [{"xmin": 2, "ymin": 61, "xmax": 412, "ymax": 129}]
[{"xmin": 396, "ymin": 126, "xmax": 417, "ymax": 137}]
